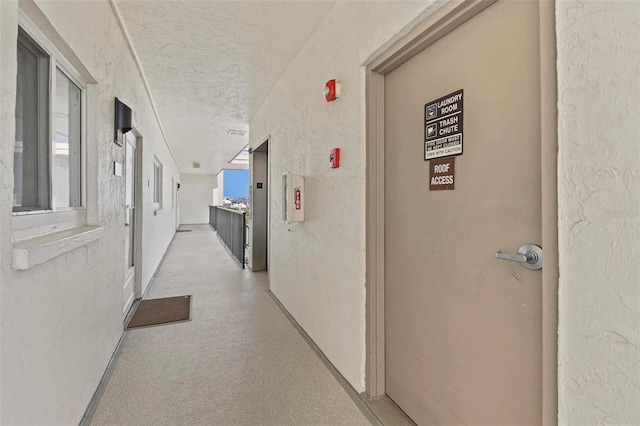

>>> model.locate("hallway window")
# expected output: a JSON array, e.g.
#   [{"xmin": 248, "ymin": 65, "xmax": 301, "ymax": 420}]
[
  {"xmin": 154, "ymin": 158, "xmax": 163, "ymax": 210},
  {"xmin": 14, "ymin": 28, "xmax": 50, "ymax": 211},
  {"xmin": 53, "ymin": 68, "xmax": 82, "ymax": 209},
  {"xmin": 13, "ymin": 23, "xmax": 87, "ymax": 239}
]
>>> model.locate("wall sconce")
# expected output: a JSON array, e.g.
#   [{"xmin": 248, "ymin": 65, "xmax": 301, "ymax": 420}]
[{"xmin": 114, "ymin": 97, "xmax": 132, "ymax": 146}]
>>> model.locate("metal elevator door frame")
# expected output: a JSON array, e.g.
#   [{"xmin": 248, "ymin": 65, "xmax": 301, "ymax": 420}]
[
  {"xmin": 364, "ymin": 1, "xmax": 559, "ymax": 424},
  {"xmin": 251, "ymin": 137, "xmax": 270, "ymax": 272}
]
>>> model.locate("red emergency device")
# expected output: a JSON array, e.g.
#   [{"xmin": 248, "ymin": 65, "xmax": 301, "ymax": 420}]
[
  {"xmin": 324, "ymin": 79, "xmax": 340, "ymax": 102},
  {"xmin": 294, "ymin": 188, "xmax": 302, "ymax": 210},
  {"xmin": 330, "ymin": 148, "xmax": 341, "ymax": 168}
]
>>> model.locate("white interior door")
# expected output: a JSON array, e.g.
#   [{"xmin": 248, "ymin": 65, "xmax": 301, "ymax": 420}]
[{"xmin": 123, "ymin": 133, "xmax": 136, "ymax": 317}]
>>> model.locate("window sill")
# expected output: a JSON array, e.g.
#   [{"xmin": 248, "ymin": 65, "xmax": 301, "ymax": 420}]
[{"xmin": 12, "ymin": 225, "xmax": 105, "ymax": 271}]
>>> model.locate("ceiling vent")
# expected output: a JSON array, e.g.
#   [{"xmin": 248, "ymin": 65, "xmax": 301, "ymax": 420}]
[{"xmin": 227, "ymin": 129, "xmax": 247, "ymax": 137}]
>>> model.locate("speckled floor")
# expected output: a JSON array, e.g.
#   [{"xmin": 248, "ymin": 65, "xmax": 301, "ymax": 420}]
[{"xmin": 89, "ymin": 224, "xmax": 371, "ymax": 426}]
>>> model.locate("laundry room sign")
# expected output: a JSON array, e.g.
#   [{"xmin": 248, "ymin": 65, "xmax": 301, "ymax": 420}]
[{"xmin": 424, "ymin": 89, "xmax": 463, "ymax": 160}]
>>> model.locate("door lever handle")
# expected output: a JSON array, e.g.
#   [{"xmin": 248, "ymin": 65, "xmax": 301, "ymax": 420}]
[
  {"xmin": 496, "ymin": 252, "xmax": 529, "ymax": 263},
  {"xmin": 496, "ymin": 244, "xmax": 542, "ymax": 270}
]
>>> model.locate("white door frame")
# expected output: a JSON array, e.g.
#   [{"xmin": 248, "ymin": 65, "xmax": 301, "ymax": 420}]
[
  {"xmin": 364, "ymin": 1, "xmax": 559, "ymax": 424},
  {"xmin": 175, "ymin": 180, "xmax": 180, "ymax": 230},
  {"xmin": 130, "ymin": 129, "xmax": 144, "ymax": 300}
]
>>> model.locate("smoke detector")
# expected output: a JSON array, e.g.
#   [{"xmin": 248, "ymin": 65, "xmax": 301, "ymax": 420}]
[{"xmin": 227, "ymin": 129, "xmax": 247, "ymax": 137}]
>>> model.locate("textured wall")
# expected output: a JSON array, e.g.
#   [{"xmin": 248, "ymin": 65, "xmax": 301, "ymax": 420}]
[
  {"xmin": 249, "ymin": 1, "xmax": 436, "ymax": 391},
  {"xmin": 0, "ymin": 1, "xmax": 17, "ymax": 419},
  {"xmin": 556, "ymin": 1, "xmax": 640, "ymax": 423},
  {"xmin": 0, "ymin": 0, "xmax": 179, "ymax": 423},
  {"xmin": 180, "ymin": 174, "xmax": 216, "ymax": 224}
]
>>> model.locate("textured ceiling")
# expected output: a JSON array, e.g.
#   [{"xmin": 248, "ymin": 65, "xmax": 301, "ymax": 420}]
[{"xmin": 116, "ymin": 0, "xmax": 335, "ymax": 175}]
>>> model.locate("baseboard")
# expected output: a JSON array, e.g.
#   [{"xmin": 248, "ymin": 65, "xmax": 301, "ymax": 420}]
[
  {"xmin": 359, "ymin": 394, "xmax": 416, "ymax": 426},
  {"xmin": 153, "ymin": 231, "xmax": 177, "ymax": 282},
  {"xmin": 79, "ymin": 332, "xmax": 126, "ymax": 426},
  {"xmin": 267, "ymin": 291, "xmax": 383, "ymax": 426}
]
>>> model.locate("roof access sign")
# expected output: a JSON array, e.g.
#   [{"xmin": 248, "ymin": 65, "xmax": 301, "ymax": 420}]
[{"xmin": 424, "ymin": 89, "xmax": 463, "ymax": 161}]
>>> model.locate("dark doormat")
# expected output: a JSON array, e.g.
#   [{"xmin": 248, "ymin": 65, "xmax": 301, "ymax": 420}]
[
  {"xmin": 126, "ymin": 295, "xmax": 192, "ymax": 330},
  {"xmin": 176, "ymin": 229, "xmax": 192, "ymax": 232}
]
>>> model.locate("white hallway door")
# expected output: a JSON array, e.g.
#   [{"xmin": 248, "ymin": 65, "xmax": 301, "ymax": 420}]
[
  {"xmin": 123, "ymin": 132, "xmax": 137, "ymax": 317},
  {"xmin": 384, "ymin": 1, "xmax": 543, "ymax": 424}
]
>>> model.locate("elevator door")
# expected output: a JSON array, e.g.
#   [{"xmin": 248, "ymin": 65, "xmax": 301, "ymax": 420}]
[{"xmin": 384, "ymin": 1, "xmax": 543, "ymax": 424}]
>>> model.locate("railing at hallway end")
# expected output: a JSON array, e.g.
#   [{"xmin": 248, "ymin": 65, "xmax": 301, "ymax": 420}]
[{"xmin": 209, "ymin": 205, "xmax": 246, "ymax": 268}]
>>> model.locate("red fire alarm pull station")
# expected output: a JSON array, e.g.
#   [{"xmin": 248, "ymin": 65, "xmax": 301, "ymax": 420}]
[
  {"xmin": 294, "ymin": 188, "xmax": 302, "ymax": 210},
  {"xmin": 324, "ymin": 79, "xmax": 340, "ymax": 102},
  {"xmin": 330, "ymin": 148, "xmax": 341, "ymax": 168}
]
